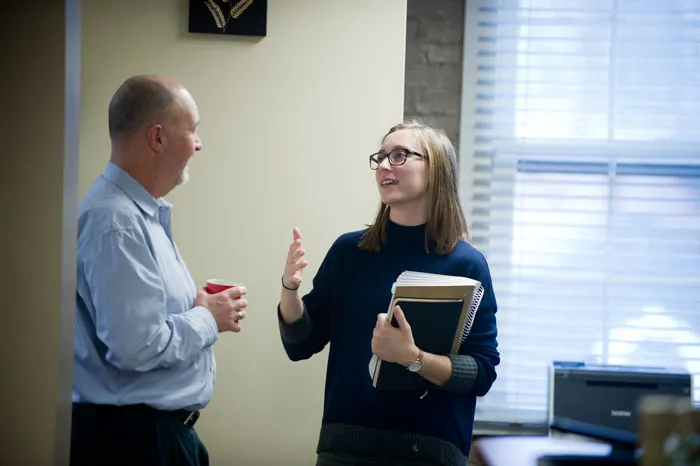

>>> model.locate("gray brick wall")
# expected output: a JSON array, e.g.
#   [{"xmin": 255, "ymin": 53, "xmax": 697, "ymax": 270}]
[{"xmin": 404, "ymin": 0, "xmax": 465, "ymax": 149}]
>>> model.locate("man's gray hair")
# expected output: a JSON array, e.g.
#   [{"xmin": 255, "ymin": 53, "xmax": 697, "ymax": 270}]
[{"xmin": 108, "ymin": 75, "xmax": 179, "ymax": 140}]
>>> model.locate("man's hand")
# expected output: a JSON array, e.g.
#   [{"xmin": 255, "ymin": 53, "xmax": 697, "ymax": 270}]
[
  {"xmin": 371, "ymin": 306, "xmax": 419, "ymax": 365},
  {"xmin": 195, "ymin": 285, "xmax": 248, "ymax": 333}
]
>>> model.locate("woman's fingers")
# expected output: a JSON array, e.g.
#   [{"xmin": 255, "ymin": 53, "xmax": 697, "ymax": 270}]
[
  {"xmin": 287, "ymin": 239, "xmax": 301, "ymax": 255},
  {"xmin": 291, "ymin": 259, "xmax": 308, "ymax": 273},
  {"xmin": 286, "ymin": 239, "xmax": 305, "ymax": 262},
  {"xmin": 284, "ymin": 228, "xmax": 307, "ymax": 287},
  {"xmin": 285, "ymin": 260, "xmax": 308, "ymax": 283},
  {"xmin": 286, "ymin": 260, "xmax": 308, "ymax": 278}
]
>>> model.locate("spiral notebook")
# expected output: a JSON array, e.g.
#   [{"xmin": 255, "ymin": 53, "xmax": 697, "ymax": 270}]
[{"xmin": 369, "ymin": 271, "xmax": 484, "ymax": 391}]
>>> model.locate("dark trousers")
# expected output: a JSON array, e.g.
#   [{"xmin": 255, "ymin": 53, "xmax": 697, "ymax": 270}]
[{"xmin": 70, "ymin": 403, "xmax": 209, "ymax": 466}]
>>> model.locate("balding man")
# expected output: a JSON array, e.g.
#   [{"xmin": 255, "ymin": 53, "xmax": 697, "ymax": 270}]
[{"xmin": 70, "ymin": 75, "xmax": 247, "ymax": 466}]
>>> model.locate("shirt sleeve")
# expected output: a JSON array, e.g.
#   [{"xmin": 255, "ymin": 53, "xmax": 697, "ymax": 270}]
[{"xmin": 83, "ymin": 226, "xmax": 219, "ymax": 372}]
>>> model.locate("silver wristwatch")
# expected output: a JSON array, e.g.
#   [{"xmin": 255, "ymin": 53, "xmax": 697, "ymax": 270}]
[{"xmin": 407, "ymin": 348, "xmax": 424, "ymax": 372}]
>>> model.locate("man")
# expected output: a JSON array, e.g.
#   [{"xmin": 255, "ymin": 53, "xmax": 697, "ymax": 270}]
[{"xmin": 71, "ymin": 75, "xmax": 247, "ymax": 466}]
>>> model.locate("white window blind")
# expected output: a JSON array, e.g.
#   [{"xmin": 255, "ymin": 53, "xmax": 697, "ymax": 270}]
[{"xmin": 459, "ymin": 0, "xmax": 700, "ymax": 426}]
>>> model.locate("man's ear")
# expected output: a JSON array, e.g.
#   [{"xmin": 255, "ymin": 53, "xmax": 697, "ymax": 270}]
[{"xmin": 146, "ymin": 124, "xmax": 165, "ymax": 153}]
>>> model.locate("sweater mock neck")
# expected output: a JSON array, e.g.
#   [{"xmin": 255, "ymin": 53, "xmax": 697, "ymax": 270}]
[{"xmin": 384, "ymin": 218, "xmax": 431, "ymax": 253}]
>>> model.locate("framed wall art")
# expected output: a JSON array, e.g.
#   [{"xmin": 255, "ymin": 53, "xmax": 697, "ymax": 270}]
[{"xmin": 189, "ymin": 0, "xmax": 267, "ymax": 37}]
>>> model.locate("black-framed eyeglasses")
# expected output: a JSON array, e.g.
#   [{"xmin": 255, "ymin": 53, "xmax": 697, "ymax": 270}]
[{"xmin": 369, "ymin": 149, "xmax": 426, "ymax": 170}]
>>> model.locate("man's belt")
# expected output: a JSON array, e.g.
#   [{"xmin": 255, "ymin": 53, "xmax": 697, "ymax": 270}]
[{"xmin": 72, "ymin": 402, "xmax": 200, "ymax": 427}]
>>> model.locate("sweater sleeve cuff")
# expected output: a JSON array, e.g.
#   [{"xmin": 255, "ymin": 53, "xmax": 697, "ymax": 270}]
[
  {"xmin": 277, "ymin": 303, "xmax": 313, "ymax": 344},
  {"xmin": 440, "ymin": 354, "xmax": 478, "ymax": 394}
]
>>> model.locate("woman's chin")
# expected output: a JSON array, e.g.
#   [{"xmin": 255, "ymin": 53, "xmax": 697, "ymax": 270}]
[{"xmin": 380, "ymin": 195, "xmax": 396, "ymax": 206}]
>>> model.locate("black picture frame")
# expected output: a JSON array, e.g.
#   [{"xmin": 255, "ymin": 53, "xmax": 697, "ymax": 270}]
[{"xmin": 189, "ymin": 0, "xmax": 267, "ymax": 37}]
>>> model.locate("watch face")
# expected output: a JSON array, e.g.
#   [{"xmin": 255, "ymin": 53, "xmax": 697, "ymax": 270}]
[{"xmin": 408, "ymin": 362, "xmax": 422, "ymax": 372}]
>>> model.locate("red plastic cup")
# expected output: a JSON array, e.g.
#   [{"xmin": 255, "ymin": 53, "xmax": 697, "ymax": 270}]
[{"xmin": 205, "ymin": 279, "xmax": 241, "ymax": 294}]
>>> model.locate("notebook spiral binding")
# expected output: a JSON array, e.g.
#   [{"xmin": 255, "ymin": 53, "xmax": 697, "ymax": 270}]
[{"xmin": 456, "ymin": 284, "xmax": 484, "ymax": 351}]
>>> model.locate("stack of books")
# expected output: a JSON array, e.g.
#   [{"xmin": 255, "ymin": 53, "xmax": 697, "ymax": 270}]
[{"xmin": 369, "ymin": 270, "xmax": 484, "ymax": 391}]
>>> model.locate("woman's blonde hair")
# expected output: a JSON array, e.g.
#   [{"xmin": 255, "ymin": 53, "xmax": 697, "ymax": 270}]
[{"xmin": 358, "ymin": 120, "xmax": 469, "ymax": 255}]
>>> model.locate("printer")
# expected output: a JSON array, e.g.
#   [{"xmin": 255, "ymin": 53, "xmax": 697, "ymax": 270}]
[{"xmin": 548, "ymin": 361, "xmax": 691, "ymax": 434}]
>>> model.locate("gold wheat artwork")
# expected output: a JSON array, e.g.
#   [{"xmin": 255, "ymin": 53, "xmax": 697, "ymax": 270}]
[
  {"xmin": 204, "ymin": 0, "xmax": 255, "ymax": 31},
  {"xmin": 230, "ymin": 0, "xmax": 254, "ymax": 19},
  {"xmin": 204, "ymin": 0, "xmax": 227, "ymax": 29}
]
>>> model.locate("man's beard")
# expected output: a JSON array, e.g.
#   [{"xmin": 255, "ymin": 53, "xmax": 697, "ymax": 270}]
[{"xmin": 176, "ymin": 165, "xmax": 190, "ymax": 186}]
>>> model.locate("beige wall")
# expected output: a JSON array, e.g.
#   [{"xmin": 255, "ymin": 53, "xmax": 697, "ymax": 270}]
[
  {"xmin": 0, "ymin": 1, "xmax": 80, "ymax": 465},
  {"xmin": 80, "ymin": 0, "xmax": 406, "ymax": 464}
]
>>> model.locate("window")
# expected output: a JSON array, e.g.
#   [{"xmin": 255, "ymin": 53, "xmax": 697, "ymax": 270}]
[{"xmin": 459, "ymin": 0, "xmax": 700, "ymax": 426}]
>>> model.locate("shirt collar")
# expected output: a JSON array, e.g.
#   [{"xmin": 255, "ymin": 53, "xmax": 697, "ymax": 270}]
[{"xmin": 103, "ymin": 162, "xmax": 171, "ymax": 217}]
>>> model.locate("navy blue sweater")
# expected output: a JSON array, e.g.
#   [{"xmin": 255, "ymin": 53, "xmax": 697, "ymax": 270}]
[{"xmin": 279, "ymin": 220, "xmax": 500, "ymax": 466}]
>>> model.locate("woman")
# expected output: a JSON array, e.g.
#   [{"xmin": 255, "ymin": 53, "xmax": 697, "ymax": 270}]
[{"xmin": 277, "ymin": 121, "xmax": 500, "ymax": 466}]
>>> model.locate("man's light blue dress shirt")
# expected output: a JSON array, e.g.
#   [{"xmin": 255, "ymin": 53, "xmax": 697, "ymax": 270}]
[{"xmin": 73, "ymin": 162, "xmax": 218, "ymax": 411}]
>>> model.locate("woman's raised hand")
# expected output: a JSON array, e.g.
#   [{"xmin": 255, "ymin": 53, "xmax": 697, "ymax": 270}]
[{"xmin": 282, "ymin": 227, "xmax": 308, "ymax": 291}]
